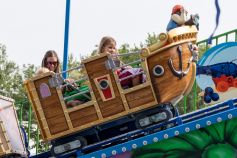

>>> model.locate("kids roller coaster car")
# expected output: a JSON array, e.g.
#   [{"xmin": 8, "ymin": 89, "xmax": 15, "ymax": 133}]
[
  {"xmin": 24, "ymin": 25, "xmax": 198, "ymax": 156},
  {"xmin": 0, "ymin": 95, "xmax": 28, "ymax": 158},
  {"xmin": 197, "ymin": 61, "xmax": 237, "ymax": 92}
]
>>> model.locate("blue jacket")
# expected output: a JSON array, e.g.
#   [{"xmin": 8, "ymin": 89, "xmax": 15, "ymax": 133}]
[{"xmin": 166, "ymin": 19, "xmax": 178, "ymax": 32}]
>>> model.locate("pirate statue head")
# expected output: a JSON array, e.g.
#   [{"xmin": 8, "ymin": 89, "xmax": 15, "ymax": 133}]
[{"xmin": 167, "ymin": 5, "xmax": 199, "ymax": 31}]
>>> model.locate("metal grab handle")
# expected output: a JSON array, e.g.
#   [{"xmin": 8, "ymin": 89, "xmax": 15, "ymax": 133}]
[{"xmin": 119, "ymin": 71, "xmax": 145, "ymax": 82}]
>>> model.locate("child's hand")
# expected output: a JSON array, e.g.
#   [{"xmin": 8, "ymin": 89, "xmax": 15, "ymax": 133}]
[
  {"xmin": 110, "ymin": 53, "xmax": 118, "ymax": 58},
  {"xmin": 64, "ymin": 78, "xmax": 78, "ymax": 87},
  {"xmin": 64, "ymin": 78, "xmax": 74, "ymax": 83},
  {"xmin": 120, "ymin": 65, "xmax": 132, "ymax": 71},
  {"xmin": 125, "ymin": 65, "xmax": 133, "ymax": 69}
]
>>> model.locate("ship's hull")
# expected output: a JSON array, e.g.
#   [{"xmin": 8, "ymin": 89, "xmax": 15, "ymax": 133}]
[{"xmin": 147, "ymin": 42, "xmax": 195, "ymax": 104}]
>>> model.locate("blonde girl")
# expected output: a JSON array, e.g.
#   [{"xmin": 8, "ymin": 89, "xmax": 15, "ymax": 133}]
[{"xmin": 98, "ymin": 36, "xmax": 145, "ymax": 88}]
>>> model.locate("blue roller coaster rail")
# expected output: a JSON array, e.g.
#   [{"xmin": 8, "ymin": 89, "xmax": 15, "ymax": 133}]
[
  {"xmin": 77, "ymin": 98, "xmax": 237, "ymax": 158},
  {"xmin": 30, "ymin": 98, "xmax": 237, "ymax": 158}
]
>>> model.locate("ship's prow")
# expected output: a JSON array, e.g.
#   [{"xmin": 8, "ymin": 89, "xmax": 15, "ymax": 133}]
[{"xmin": 141, "ymin": 25, "xmax": 198, "ymax": 105}]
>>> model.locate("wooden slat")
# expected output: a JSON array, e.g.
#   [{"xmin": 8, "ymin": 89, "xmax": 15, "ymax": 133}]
[
  {"xmin": 39, "ymin": 98, "xmax": 64, "ymax": 118},
  {"xmin": 33, "ymin": 76, "xmax": 69, "ymax": 135},
  {"xmin": 40, "ymin": 95, "xmax": 62, "ymax": 109},
  {"xmin": 24, "ymin": 81, "xmax": 48, "ymax": 139},
  {"xmin": 85, "ymin": 57, "xmax": 110, "ymax": 75},
  {"xmin": 126, "ymin": 86, "xmax": 153, "ymax": 101},
  {"xmin": 47, "ymin": 116, "xmax": 69, "ymax": 135},
  {"xmin": 125, "ymin": 86, "xmax": 155, "ymax": 108},
  {"xmin": 101, "ymin": 103, "xmax": 125, "ymax": 118},
  {"xmin": 57, "ymin": 88, "xmax": 74, "ymax": 130},
  {"xmin": 67, "ymin": 101, "xmax": 94, "ymax": 113},
  {"xmin": 81, "ymin": 64, "xmax": 103, "ymax": 120},
  {"xmin": 69, "ymin": 106, "xmax": 98, "ymax": 127},
  {"xmin": 91, "ymin": 75, "xmax": 125, "ymax": 117},
  {"xmin": 127, "ymin": 95, "xmax": 155, "ymax": 109}
]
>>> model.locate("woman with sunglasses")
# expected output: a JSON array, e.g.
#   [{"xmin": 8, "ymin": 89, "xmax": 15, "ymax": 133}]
[
  {"xmin": 41, "ymin": 50, "xmax": 86, "ymax": 107},
  {"xmin": 41, "ymin": 50, "xmax": 60, "ymax": 73}
]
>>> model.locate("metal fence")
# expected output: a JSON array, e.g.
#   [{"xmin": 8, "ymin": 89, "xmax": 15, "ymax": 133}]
[{"xmin": 181, "ymin": 28, "xmax": 237, "ymax": 114}]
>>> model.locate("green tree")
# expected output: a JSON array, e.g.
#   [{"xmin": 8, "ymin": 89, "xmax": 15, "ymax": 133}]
[
  {"xmin": 0, "ymin": 44, "xmax": 24, "ymax": 100},
  {"xmin": 144, "ymin": 32, "xmax": 159, "ymax": 46},
  {"xmin": 0, "ymin": 44, "xmax": 41, "ymax": 152},
  {"xmin": 67, "ymin": 53, "xmax": 86, "ymax": 79}
]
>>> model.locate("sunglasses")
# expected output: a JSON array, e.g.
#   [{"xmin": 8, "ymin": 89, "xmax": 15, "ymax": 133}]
[{"xmin": 47, "ymin": 61, "xmax": 58, "ymax": 66}]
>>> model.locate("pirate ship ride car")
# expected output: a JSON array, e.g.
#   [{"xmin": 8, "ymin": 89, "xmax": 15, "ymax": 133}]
[{"xmin": 24, "ymin": 25, "xmax": 198, "ymax": 155}]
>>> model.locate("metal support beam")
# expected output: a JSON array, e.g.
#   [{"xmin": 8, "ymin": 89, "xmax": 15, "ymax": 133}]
[{"xmin": 63, "ymin": 0, "xmax": 70, "ymax": 79}]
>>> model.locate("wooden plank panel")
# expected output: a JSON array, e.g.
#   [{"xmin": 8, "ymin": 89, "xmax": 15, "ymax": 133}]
[
  {"xmin": 91, "ymin": 74, "xmax": 125, "ymax": 117},
  {"xmin": 34, "ymin": 76, "xmax": 59, "ymax": 101},
  {"xmin": 93, "ymin": 86, "xmax": 125, "ymax": 117},
  {"xmin": 47, "ymin": 116, "xmax": 69, "ymax": 135},
  {"xmin": 37, "ymin": 91, "xmax": 59, "ymax": 99},
  {"xmin": 97, "ymin": 98, "xmax": 123, "ymax": 108},
  {"xmin": 84, "ymin": 55, "xmax": 126, "ymax": 118},
  {"xmin": 126, "ymin": 86, "xmax": 153, "ymax": 102},
  {"xmin": 85, "ymin": 57, "xmax": 108, "ymax": 75},
  {"xmin": 33, "ymin": 76, "xmax": 69, "ymax": 135},
  {"xmin": 125, "ymin": 86, "xmax": 155, "ymax": 108},
  {"xmin": 24, "ymin": 81, "xmax": 47, "ymax": 139},
  {"xmin": 40, "ymin": 95, "xmax": 62, "ymax": 109},
  {"xmin": 33, "ymin": 76, "xmax": 51, "ymax": 88},
  {"xmin": 127, "ymin": 95, "xmax": 155, "ymax": 109},
  {"xmin": 100, "ymin": 103, "xmax": 124, "ymax": 117},
  {"xmin": 69, "ymin": 106, "xmax": 98, "ymax": 127},
  {"xmin": 41, "ymin": 105, "xmax": 64, "ymax": 119},
  {"xmin": 39, "ymin": 98, "xmax": 64, "ymax": 118}
]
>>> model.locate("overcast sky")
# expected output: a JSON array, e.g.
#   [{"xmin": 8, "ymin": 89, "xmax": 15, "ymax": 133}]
[{"xmin": 1, "ymin": 0, "xmax": 236, "ymax": 68}]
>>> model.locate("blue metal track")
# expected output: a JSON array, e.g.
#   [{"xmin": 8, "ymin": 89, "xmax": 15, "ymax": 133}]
[
  {"xmin": 78, "ymin": 98, "xmax": 237, "ymax": 158},
  {"xmin": 29, "ymin": 98, "xmax": 237, "ymax": 158}
]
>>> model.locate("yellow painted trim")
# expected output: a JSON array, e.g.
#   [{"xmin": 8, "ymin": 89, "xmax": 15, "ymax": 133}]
[
  {"xmin": 24, "ymin": 80, "xmax": 52, "ymax": 139},
  {"xmin": 56, "ymin": 88, "xmax": 74, "ymax": 129},
  {"xmin": 24, "ymin": 81, "xmax": 47, "ymax": 140},
  {"xmin": 112, "ymin": 71, "xmax": 130, "ymax": 111},
  {"xmin": 147, "ymin": 26, "xmax": 198, "ymax": 58},
  {"xmin": 67, "ymin": 101, "xmax": 94, "ymax": 113},
  {"xmin": 81, "ymin": 63, "xmax": 103, "ymax": 120},
  {"xmin": 81, "ymin": 53, "xmax": 108, "ymax": 64},
  {"xmin": 30, "ymin": 71, "xmax": 54, "ymax": 81}
]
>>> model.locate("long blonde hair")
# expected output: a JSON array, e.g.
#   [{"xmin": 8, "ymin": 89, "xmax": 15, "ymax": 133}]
[{"xmin": 98, "ymin": 36, "xmax": 116, "ymax": 54}]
